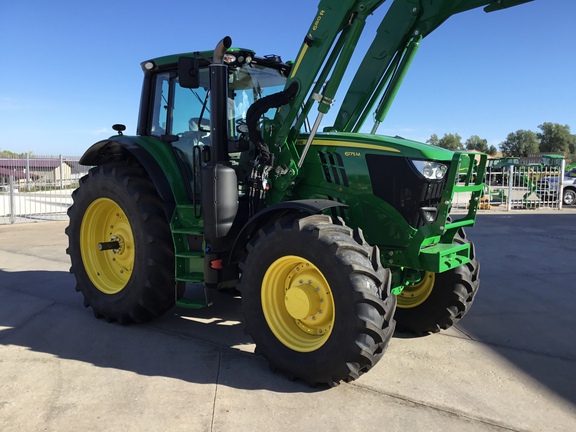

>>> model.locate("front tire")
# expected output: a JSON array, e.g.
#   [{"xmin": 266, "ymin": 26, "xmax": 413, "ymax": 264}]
[
  {"xmin": 66, "ymin": 161, "xmax": 177, "ymax": 324},
  {"xmin": 239, "ymin": 215, "xmax": 396, "ymax": 386}
]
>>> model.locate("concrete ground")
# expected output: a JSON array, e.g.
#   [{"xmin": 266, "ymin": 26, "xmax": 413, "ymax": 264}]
[{"xmin": 1, "ymin": 211, "xmax": 575, "ymax": 432}]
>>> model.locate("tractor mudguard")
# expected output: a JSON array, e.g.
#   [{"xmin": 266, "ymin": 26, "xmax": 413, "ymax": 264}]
[
  {"xmin": 79, "ymin": 136, "xmax": 185, "ymax": 221},
  {"xmin": 229, "ymin": 199, "xmax": 348, "ymax": 265}
]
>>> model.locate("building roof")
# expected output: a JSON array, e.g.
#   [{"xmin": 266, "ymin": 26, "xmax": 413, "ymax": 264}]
[{"xmin": 0, "ymin": 158, "xmax": 61, "ymax": 169}]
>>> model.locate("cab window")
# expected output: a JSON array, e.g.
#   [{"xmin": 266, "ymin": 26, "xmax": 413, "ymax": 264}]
[
  {"xmin": 148, "ymin": 69, "xmax": 211, "ymax": 142},
  {"xmin": 149, "ymin": 72, "xmax": 169, "ymax": 137}
]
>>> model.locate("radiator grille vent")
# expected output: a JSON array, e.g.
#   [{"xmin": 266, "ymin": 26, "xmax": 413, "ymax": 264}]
[{"xmin": 318, "ymin": 151, "xmax": 349, "ymax": 187}]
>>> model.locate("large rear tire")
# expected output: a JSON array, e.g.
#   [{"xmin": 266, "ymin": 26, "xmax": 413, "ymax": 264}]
[
  {"xmin": 239, "ymin": 214, "xmax": 396, "ymax": 386},
  {"xmin": 66, "ymin": 161, "xmax": 177, "ymax": 324},
  {"xmin": 394, "ymin": 229, "xmax": 480, "ymax": 335}
]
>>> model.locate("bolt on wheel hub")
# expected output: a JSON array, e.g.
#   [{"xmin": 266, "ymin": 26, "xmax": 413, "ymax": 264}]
[
  {"xmin": 397, "ymin": 271, "xmax": 435, "ymax": 308},
  {"xmin": 80, "ymin": 198, "xmax": 135, "ymax": 294}
]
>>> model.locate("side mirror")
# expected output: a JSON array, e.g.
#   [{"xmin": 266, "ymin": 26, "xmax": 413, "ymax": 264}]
[{"xmin": 178, "ymin": 56, "xmax": 200, "ymax": 88}]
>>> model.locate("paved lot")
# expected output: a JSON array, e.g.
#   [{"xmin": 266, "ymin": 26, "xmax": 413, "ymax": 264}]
[{"xmin": 1, "ymin": 211, "xmax": 575, "ymax": 432}]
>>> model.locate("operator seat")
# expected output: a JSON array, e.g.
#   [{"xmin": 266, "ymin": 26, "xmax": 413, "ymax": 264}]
[{"xmin": 188, "ymin": 117, "xmax": 210, "ymax": 146}]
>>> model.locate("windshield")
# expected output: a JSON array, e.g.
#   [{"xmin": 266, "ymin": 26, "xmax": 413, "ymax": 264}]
[
  {"xmin": 151, "ymin": 62, "xmax": 287, "ymax": 141},
  {"xmin": 227, "ymin": 63, "xmax": 287, "ymax": 138},
  {"xmin": 144, "ymin": 59, "xmax": 288, "ymax": 201}
]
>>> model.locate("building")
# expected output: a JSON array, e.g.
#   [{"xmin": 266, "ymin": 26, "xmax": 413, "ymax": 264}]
[{"xmin": 0, "ymin": 158, "xmax": 71, "ymax": 185}]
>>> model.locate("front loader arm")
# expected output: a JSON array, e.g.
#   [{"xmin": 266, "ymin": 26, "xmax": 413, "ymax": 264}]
[
  {"xmin": 334, "ymin": 0, "xmax": 535, "ymax": 133},
  {"xmin": 265, "ymin": 0, "xmax": 534, "ymax": 192},
  {"xmin": 268, "ymin": 0, "xmax": 387, "ymax": 191}
]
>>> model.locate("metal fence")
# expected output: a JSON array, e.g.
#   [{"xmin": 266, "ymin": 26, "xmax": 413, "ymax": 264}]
[
  {"xmin": 0, "ymin": 155, "xmax": 90, "ymax": 224},
  {"xmin": 451, "ymin": 160, "xmax": 567, "ymax": 211},
  {"xmin": 0, "ymin": 154, "xmax": 570, "ymax": 225}
]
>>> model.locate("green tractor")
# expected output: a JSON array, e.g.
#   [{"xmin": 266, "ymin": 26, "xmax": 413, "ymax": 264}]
[{"xmin": 67, "ymin": 0, "xmax": 533, "ymax": 386}]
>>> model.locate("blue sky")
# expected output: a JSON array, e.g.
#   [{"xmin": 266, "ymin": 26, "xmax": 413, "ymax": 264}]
[{"xmin": 0, "ymin": 0, "xmax": 574, "ymax": 156}]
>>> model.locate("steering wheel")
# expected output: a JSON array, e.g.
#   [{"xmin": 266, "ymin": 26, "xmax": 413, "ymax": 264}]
[{"xmin": 236, "ymin": 118, "xmax": 249, "ymax": 134}]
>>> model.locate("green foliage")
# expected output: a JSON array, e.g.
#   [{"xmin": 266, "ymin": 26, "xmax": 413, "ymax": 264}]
[
  {"xmin": 499, "ymin": 130, "xmax": 539, "ymax": 157},
  {"xmin": 427, "ymin": 122, "xmax": 574, "ymax": 158},
  {"xmin": 537, "ymin": 122, "xmax": 574, "ymax": 155},
  {"xmin": 465, "ymin": 135, "xmax": 486, "ymax": 151},
  {"xmin": 426, "ymin": 133, "xmax": 439, "ymax": 146},
  {"xmin": 0, "ymin": 149, "xmax": 35, "ymax": 158},
  {"xmin": 427, "ymin": 133, "xmax": 498, "ymax": 155},
  {"xmin": 464, "ymin": 135, "xmax": 497, "ymax": 155},
  {"xmin": 427, "ymin": 133, "xmax": 463, "ymax": 151}
]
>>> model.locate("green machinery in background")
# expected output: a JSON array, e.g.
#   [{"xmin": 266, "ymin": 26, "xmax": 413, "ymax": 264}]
[
  {"xmin": 485, "ymin": 154, "xmax": 566, "ymax": 207},
  {"xmin": 67, "ymin": 0, "xmax": 534, "ymax": 386}
]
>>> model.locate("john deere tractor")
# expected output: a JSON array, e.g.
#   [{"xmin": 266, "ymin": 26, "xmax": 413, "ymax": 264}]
[{"xmin": 67, "ymin": 0, "xmax": 534, "ymax": 386}]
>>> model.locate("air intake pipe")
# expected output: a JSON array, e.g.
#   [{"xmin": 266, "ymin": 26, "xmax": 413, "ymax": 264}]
[
  {"xmin": 213, "ymin": 36, "xmax": 232, "ymax": 64},
  {"xmin": 202, "ymin": 36, "xmax": 238, "ymax": 243},
  {"xmin": 209, "ymin": 36, "xmax": 232, "ymax": 162}
]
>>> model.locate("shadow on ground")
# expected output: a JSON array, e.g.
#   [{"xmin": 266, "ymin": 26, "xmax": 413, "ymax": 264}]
[
  {"xmin": 1, "ymin": 212, "xmax": 575, "ymax": 403},
  {"xmin": 456, "ymin": 213, "xmax": 576, "ymax": 407},
  {"xmin": 0, "ymin": 269, "xmax": 321, "ymax": 393}
]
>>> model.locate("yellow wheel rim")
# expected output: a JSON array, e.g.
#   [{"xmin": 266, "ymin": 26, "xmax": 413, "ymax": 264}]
[
  {"xmin": 80, "ymin": 198, "xmax": 135, "ymax": 294},
  {"xmin": 261, "ymin": 256, "xmax": 335, "ymax": 352},
  {"xmin": 397, "ymin": 271, "xmax": 435, "ymax": 308}
]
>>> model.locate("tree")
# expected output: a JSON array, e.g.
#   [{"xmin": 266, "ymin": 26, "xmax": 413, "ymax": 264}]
[
  {"xmin": 0, "ymin": 149, "xmax": 34, "ymax": 158},
  {"xmin": 537, "ymin": 122, "xmax": 574, "ymax": 155},
  {"xmin": 464, "ymin": 135, "xmax": 497, "ymax": 155},
  {"xmin": 499, "ymin": 130, "xmax": 539, "ymax": 157},
  {"xmin": 0, "ymin": 149, "xmax": 19, "ymax": 157},
  {"xmin": 427, "ymin": 133, "xmax": 463, "ymax": 151},
  {"xmin": 465, "ymin": 135, "xmax": 487, "ymax": 152},
  {"xmin": 426, "ymin": 134, "xmax": 439, "ymax": 147}
]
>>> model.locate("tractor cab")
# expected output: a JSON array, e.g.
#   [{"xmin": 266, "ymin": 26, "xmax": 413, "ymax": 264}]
[
  {"xmin": 137, "ymin": 50, "xmax": 290, "ymax": 205},
  {"xmin": 140, "ymin": 50, "xmax": 289, "ymax": 151}
]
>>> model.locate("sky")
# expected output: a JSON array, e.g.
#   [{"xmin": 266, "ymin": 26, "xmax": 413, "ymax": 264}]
[{"xmin": 0, "ymin": 0, "xmax": 574, "ymax": 156}]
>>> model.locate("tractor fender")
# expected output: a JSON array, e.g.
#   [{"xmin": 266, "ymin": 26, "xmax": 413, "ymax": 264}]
[
  {"xmin": 79, "ymin": 137, "xmax": 176, "ymax": 220},
  {"xmin": 229, "ymin": 199, "xmax": 348, "ymax": 264}
]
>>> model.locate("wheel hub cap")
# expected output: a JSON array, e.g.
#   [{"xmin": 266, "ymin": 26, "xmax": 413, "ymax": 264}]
[{"xmin": 285, "ymin": 285, "xmax": 321, "ymax": 320}]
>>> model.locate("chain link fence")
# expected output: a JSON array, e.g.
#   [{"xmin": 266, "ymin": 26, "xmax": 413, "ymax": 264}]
[{"xmin": 0, "ymin": 155, "xmax": 90, "ymax": 224}]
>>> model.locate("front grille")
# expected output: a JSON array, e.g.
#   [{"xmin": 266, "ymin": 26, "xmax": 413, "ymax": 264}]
[
  {"xmin": 366, "ymin": 154, "xmax": 448, "ymax": 228},
  {"xmin": 318, "ymin": 151, "xmax": 349, "ymax": 187}
]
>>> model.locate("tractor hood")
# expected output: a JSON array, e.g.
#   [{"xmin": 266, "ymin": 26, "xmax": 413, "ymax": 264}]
[{"xmin": 300, "ymin": 132, "xmax": 463, "ymax": 162}]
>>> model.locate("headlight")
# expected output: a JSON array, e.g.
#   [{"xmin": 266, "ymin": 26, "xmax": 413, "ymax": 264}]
[
  {"xmin": 411, "ymin": 160, "xmax": 448, "ymax": 180},
  {"xmin": 223, "ymin": 54, "xmax": 237, "ymax": 64}
]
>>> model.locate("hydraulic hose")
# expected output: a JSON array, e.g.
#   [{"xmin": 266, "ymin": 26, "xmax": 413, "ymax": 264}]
[{"xmin": 246, "ymin": 81, "xmax": 299, "ymax": 165}]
